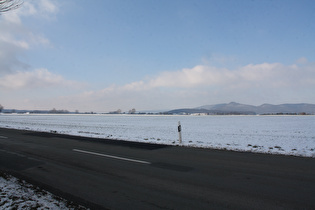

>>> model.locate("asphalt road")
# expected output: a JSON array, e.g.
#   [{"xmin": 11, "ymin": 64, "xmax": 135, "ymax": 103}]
[{"xmin": 1, "ymin": 127, "xmax": 315, "ymax": 210}]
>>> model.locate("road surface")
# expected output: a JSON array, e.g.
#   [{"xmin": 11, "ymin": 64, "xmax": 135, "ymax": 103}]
[{"xmin": 1, "ymin": 127, "xmax": 315, "ymax": 209}]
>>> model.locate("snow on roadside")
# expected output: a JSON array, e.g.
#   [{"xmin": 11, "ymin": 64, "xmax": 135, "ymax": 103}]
[{"xmin": 0, "ymin": 172, "xmax": 87, "ymax": 209}]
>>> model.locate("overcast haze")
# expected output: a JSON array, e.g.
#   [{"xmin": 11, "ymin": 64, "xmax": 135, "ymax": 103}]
[{"xmin": 1, "ymin": 0, "xmax": 315, "ymax": 112}]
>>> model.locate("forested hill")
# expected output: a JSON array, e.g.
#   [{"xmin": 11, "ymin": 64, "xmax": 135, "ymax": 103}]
[{"xmin": 168, "ymin": 102, "xmax": 315, "ymax": 115}]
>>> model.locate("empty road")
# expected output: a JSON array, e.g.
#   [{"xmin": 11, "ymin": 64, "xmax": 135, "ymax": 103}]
[{"xmin": 1, "ymin": 127, "xmax": 315, "ymax": 209}]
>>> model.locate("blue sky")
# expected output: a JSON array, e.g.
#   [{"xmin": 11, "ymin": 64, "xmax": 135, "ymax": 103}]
[{"xmin": 1, "ymin": 0, "xmax": 315, "ymax": 112}]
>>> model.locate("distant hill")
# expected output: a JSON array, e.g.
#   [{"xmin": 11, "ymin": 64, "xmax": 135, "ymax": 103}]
[{"xmin": 168, "ymin": 102, "xmax": 315, "ymax": 115}]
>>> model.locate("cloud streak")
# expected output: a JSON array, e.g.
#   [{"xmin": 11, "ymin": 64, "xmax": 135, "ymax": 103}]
[
  {"xmin": 0, "ymin": 0, "xmax": 73, "ymax": 91},
  {"xmin": 0, "ymin": 0, "xmax": 84, "ymax": 110},
  {"xmin": 2, "ymin": 0, "xmax": 58, "ymax": 24},
  {"xmin": 0, "ymin": 0, "xmax": 56, "ymax": 75},
  {"xmin": 120, "ymin": 61, "xmax": 315, "ymax": 90},
  {"xmin": 0, "ymin": 69, "xmax": 83, "ymax": 90}
]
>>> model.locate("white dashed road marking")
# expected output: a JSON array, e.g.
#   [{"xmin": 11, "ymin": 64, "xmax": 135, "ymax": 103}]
[{"xmin": 73, "ymin": 149, "xmax": 151, "ymax": 165}]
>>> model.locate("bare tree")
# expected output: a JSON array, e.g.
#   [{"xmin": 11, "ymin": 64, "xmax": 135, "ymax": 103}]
[
  {"xmin": 0, "ymin": 0, "xmax": 23, "ymax": 13},
  {"xmin": 128, "ymin": 108, "xmax": 136, "ymax": 114}
]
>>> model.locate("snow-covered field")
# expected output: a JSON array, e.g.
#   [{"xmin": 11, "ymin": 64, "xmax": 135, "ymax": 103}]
[
  {"xmin": 0, "ymin": 172, "xmax": 87, "ymax": 209},
  {"xmin": 0, "ymin": 114, "xmax": 314, "ymax": 157}
]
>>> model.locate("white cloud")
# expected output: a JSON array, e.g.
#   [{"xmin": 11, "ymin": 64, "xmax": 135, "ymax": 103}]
[
  {"xmin": 2, "ymin": 0, "xmax": 58, "ymax": 24},
  {"xmin": 0, "ymin": 69, "xmax": 83, "ymax": 90},
  {"xmin": 0, "ymin": 0, "xmax": 55, "ymax": 47},
  {"xmin": 148, "ymin": 62, "xmax": 315, "ymax": 89},
  {"xmin": 55, "ymin": 61, "xmax": 315, "ymax": 112},
  {"xmin": 0, "ymin": 0, "xmax": 56, "ymax": 75},
  {"xmin": 4, "ymin": 61, "xmax": 314, "ymax": 112},
  {"xmin": 39, "ymin": 0, "xmax": 58, "ymax": 14},
  {"xmin": 113, "ymin": 62, "xmax": 314, "ymax": 91},
  {"xmin": 0, "ymin": 31, "xmax": 29, "ymax": 49},
  {"xmin": 147, "ymin": 65, "xmax": 236, "ymax": 88}
]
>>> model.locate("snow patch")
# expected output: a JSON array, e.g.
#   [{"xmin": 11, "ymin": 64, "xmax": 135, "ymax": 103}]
[{"xmin": 0, "ymin": 173, "xmax": 87, "ymax": 209}]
